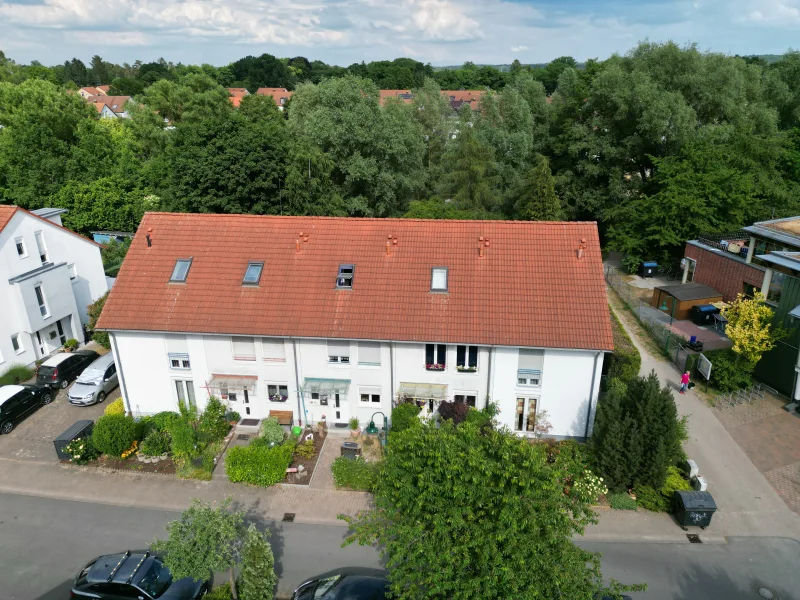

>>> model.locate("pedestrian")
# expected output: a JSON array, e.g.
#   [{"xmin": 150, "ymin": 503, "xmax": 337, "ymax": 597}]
[{"xmin": 680, "ymin": 371, "xmax": 690, "ymax": 394}]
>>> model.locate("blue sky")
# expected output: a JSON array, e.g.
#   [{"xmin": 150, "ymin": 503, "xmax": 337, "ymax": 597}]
[{"xmin": 1, "ymin": 0, "xmax": 799, "ymax": 67}]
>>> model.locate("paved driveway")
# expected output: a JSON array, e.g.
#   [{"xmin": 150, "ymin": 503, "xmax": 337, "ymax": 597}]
[{"xmin": 0, "ymin": 383, "xmax": 117, "ymax": 463}]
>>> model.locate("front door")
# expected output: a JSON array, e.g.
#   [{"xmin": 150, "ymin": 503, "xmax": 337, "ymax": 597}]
[
  {"xmin": 36, "ymin": 331, "xmax": 45, "ymax": 357},
  {"xmin": 333, "ymin": 393, "xmax": 348, "ymax": 424},
  {"xmin": 56, "ymin": 319, "xmax": 67, "ymax": 346}
]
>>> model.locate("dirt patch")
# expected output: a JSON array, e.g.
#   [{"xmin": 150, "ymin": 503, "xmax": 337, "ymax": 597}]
[
  {"xmin": 68, "ymin": 455, "xmax": 177, "ymax": 475},
  {"xmin": 283, "ymin": 429, "xmax": 326, "ymax": 485}
]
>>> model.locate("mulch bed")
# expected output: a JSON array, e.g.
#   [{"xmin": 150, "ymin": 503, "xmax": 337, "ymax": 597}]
[
  {"xmin": 282, "ymin": 428, "xmax": 326, "ymax": 485},
  {"xmin": 64, "ymin": 455, "xmax": 177, "ymax": 475}
]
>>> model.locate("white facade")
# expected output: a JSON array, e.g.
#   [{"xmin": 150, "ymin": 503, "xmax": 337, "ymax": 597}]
[
  {"xmin": 0, "ymin": 209, "xmax": 107, "ymax": 369},
  {"xmin": 110, "ymin": 330, "xmax": 606, "ymax": 440}
]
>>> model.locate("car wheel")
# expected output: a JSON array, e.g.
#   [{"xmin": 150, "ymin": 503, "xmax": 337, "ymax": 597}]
[
  {"xmin": 1, "ymin": 421, "xmax": 13, "ymax": 435},
  {"xmin": 60, "ymin": 379, "xmax": 69, "ymax": 389},
  {"xmin": 96, "ymin": 392, "xmax": 106, "ymax": 404},
  {"xmin": 41, "ymin": 394, "xmax": 52, "ymax": 405}
]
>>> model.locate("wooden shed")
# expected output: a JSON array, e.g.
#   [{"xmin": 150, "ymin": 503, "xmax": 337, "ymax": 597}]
[{"xmin": 650, "ymin": 283, "xmax": 723, "ymax": 322}]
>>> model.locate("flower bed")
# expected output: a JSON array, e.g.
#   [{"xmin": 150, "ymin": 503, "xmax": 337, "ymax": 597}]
[{"xmin": 282, "ymin": 428, "xmax": 326, "ymax": 485}]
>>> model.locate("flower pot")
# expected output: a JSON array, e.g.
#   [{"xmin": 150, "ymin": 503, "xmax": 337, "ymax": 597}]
[
  {"xmin": 137, "ymin": 452, "xmax": 145, "ymax": 462},
  {"xmin": 143, "ymin": 456, "xmax": 153, "ymax": 463},
  {"xmin": 160, "ymin": 453, "xmax": 168, "ymax": 461}
]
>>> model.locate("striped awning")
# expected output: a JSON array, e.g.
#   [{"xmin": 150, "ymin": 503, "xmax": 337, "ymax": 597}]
[{"xmin": 397, "ymin": 382, "xmax": 448, "ymax": 401}]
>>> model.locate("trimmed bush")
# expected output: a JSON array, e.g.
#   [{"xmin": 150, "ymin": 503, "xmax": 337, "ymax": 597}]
[
  {"xmin": 634, "ymin": 484, "xmax": 669, "ymax": 512},
  {"xmin": 332, "ymin": 456, "xmax": 379, "ymax": 491},
  {"xmin": 0, "ymin": 364, "xmax": 34, "ymax": 385},
  {"xmin": 198, "ymin": 396, "xmax": 230, "ymax": 442},
  {"xmin": 438, "ymin": 400, "xmax": 469, "ymax": 425},
  {"xmin": 141, "ymin": 429, "xmax": 171, "ymax": 457},
  {"xmin": 225, "ymin": 410, "xmax": 241, "ymax": 423},
  {"xmin": 92, "ymin": 414, "xmax": 136, "ymax": 457},
  {"xmin": 104, "ymin": 398, "xmax": 125, "ymax": 416},
  {"xmin": 152, "ymin": 411, "xmax": 181, "ymax": 431},
  {"xmin": 259, "ymin": 417, "xmax": 285, "ymax": 446},
  {"xmin": 226, "ymin": 443, "xmax": 294, "ymax": 487},
  {"xmin": 391, "ymin": 402, "xmax": 421, "ymax": 434},
  {"xmin": 607, "ymin": 492, "xmax": 637, "ymax": 510},
  {"xmin": 168, "ymin": 419, "xmax": 198, "ymax": 459},
  {"xmin": 706, "ymin": 348, "xmax": 753, "ymax": 392},
  {"xmin": 605, "ymin": 309, "xmax": 641, "ymax": 383}
]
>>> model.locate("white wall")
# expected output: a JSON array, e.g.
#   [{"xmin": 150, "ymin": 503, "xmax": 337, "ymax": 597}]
[{"xmin": 0, "ymin": 210, "xmax": 107, "ymax": 371}]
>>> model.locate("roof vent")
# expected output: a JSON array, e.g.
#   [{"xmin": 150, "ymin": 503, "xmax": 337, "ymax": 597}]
[
  {"xmin": 577, "ymin": 238, "xmax": 587, "ymax": 259},
  {"xmin": 479, "ymin": 236, "xmax": 489, "ymax": 258},
  {"xmin": 146, "ymin": 228, "xmax": 152, "ymax": 248}
]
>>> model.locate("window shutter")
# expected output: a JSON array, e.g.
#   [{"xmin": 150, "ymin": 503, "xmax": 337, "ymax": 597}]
[
  {"xmin": 468, "ymin": 346, "xmax": 478, "ymax": 368},
  {"xmin": 262, "ymin": 337, "xmax": 286, "ymax": 361},
  {"xmin": 358, "ymin": 341, "xmax": 381, "ymax": 365},
  {"xmin": 327, "ymin": 340, "xmax": 350, "ymax": 357},
  {"xmin": 232, "ymin": 337, "xmax": 256, "ymax": 359},
  {"xmin": 518, "ymin": 349, "xmax": 544, "ymax": 372},
  {"xmin": 165, "ymin": 335, "xmax": 188, "ymax": 354}
]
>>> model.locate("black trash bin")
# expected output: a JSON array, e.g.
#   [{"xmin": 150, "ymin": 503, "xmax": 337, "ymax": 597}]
[
  {"xmin": 691, "ymin": 304, "xmax": 720, "ymax": 326},
  {"xmin": 54, "ymin": 419, "xmax": 94, "ymax": 461},
  {"xmin": 639, "ymin": 261, "xmax": 658, "ymax": 278},
  {"xmin": 341, "ymin": 441, "xmax": 361, "ymax": 459},
  {"xmin": 673, "ymin": 490, "xmax": 716, "ymax": 530}
]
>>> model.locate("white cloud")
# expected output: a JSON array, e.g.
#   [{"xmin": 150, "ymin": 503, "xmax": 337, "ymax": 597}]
[
  {"xmin": 407, "ymin": 0, "xmax": 483, "ymax": 41},
  {"xmin": 511, "ymin": 45, "xmax": 528, "ymax": 52},
  {"xmin": 742, "ymin": 0, "xmax": 800, "ymax": 24}
]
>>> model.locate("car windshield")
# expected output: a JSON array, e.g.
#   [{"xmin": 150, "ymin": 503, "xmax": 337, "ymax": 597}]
[
  {"xmin": 313, "ymin": 575, "xmax": 342, "ymax": 599},
  {"xmin": 76, "ymin": 371, "xmax": 102, "ymax": 383},
  {"xmin": 137, "ymin": 560, "xmax": 172, "ymax": 598},
  {"xmin": 38, "ymin": 366, "xmax": 55, "ymax": 378}
]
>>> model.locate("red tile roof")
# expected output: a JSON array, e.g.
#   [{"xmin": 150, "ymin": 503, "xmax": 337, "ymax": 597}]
[
  {"xmin": 98, "ymin": 213, "xmax": 613, "ymax": 351},
  {"xmin": 255, "ymin": 88, "xmax": 293, "ymax": 106},
  {"xmin": 86, "ymin": 95, "xmax": 131, "ymax": 114},
  {"xmin": 97, "ymin": 85, "xmax": 111, "ymax": 94},
  {"xmin": 379, "ymin": 90, "xmax": 414, "ymax": 105},
  {"xmin": 0, "ymin": 205, "xmax": 101, "ymax": 246}
]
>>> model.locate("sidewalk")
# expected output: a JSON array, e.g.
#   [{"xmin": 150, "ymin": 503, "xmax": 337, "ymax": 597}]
[
  {"xmin": 604, "ymin": 292, "xmax": 800, "ymax": 541},
  {"xmin": 0, "ymin": 457, "xmax": 372, "ymax": 526}
]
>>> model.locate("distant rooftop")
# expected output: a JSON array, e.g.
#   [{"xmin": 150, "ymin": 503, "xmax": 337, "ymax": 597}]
[
  {"xmin": 31, "ymin": 207, "xmax": 68, "ymax": 219},
  {"xmin": 744, "ymin": 215, "xmax": 800, "ymax": 248}
]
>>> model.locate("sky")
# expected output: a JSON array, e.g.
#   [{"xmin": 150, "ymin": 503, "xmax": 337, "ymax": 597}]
[{"xmin": 1, "ymin": 0, "xmax": 799, "ymax": 67}]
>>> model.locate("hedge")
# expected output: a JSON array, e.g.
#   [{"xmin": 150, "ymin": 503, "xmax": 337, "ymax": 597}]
[
  {"xmin": 606, "ymin": 309, "xmax": 641, "ymax": 382},
  {"xmin": 332, "ymin": 456, "xmax": 379, "ymax": 491},
  {"xmin": 92, "ymin": 414, "xmax": 136, "ymax": 457},
  {"xmin": 226, "ymin": 443, "xmax": 294, "ymax": 487},
  {"xmin": 391, "ymin": 402, "xmax": 421, "ymax": 434},
  {"xmin": 704, "ymin": 348, "xmax": 754, "ymax": 392}
]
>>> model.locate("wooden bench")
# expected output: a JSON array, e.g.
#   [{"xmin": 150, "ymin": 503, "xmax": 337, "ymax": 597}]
[{"xmin": 269, "ymin": 410, "xmax": 294, "ymax": 426}]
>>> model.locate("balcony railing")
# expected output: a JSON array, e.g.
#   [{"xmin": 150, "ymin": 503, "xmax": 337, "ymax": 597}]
[{"xmin": 696, "ymin": 230, "xmax": 750, "ymax": 254}]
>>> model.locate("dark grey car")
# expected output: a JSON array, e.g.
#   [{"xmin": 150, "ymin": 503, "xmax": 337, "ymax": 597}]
[{"xmin": 291, "ymin": 568, "xmax": 389, "ymax": 600}]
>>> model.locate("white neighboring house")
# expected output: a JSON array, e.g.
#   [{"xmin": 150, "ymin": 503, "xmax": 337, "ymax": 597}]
[
  {"xmin": 0, "ymin": 205, "xmax": 108, "ymax": 369},
  {"xmin": 98, "ymin": 213, "xmax": 614, "ymax": 440}
]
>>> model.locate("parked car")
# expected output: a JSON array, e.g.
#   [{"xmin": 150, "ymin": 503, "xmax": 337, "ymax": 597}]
[
  {"xmin": 36, "ymin": 350, "xmax": 99, "ymax": 389},
  {"xmin": 68, "ymin": 353, "xmax": 118, "ymax": 406},
  {"xmin": 0, "ymin": 384, "xmax": 53, "ymax": 434},
  {"xmin": 291, "ymin": 568, "xmax": 389, "ymax": 600},
  {"xmin": 71, "ymin": 550, "xmax": 210, "ymax": 600}
]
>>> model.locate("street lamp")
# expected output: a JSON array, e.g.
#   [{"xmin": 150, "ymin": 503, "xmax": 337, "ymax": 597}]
[
  {"xmin": 365, "ymin": 411, "xmax": 388, "ymax": 447},
  {"xmin": 658, "ymin": 293, "xmax": 677, "ymax": 326}
]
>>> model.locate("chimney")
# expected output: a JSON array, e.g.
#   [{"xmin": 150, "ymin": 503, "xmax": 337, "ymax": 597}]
[
  {"xmin": 479, "ymin": 236, "xmax": 489, "ymax": 258},
  {"xmin": 146, "ymin": 228, "xmax": 152, "ymax": 248},
  {"xmin": 577, "ymin": 238, "xmax": 587, "ymax": 259}
]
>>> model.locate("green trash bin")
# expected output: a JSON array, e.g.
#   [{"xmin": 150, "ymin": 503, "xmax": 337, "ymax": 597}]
[
  {"xmin": 673, "ymin": 490, "xmax": 716, "ymax": 530},
  {"xmin": 291, "ymin": 425, "xmax": 303, "ymax": 437}
]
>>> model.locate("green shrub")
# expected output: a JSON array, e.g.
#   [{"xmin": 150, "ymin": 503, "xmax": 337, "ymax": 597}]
[
  {"xmin": 134, "ymin": 416, "xmax": 158, "ymax": 440},
  {"xmin": 198, "ymin": 396, "xmax": 230, "ymax": 442},
  {"xmin": 0, "ymin": 364, "xmax": 34, "ymax": 385},
  {"xmin": 63, "ymin": 338, "xmax": 79, "ymax": 351},
  {"xmin": 706, "ymin": 348, "xmax": 754, "ymax": 392},
  {"xmin": 391, "ymin": 402, "xmax": 421, "ymax": 434},
  {"xmin": 226, "ymin": 443, "xmax": 294, "ymax": 487},
  {"xmin": 259, "ymin": 417, "xmax": 285, "ymax": 446},
  {"xmin": 661, "ymin": 465, "xmax": 692, "ymax": 498},
  {"xmin": 64, "ymin": 436, "xmax": 100, "ymax": 465},
  {"xmin": 634, "ymin": 484, "xmax": 669, "ymax": 512},
  {"xmin": 176, "ymin": 441, "xmax": 221, "ymax": 481},
  {"xmin": 152, "ymin": 411, "xmax": 181, "ymax": 431},
  {"xmin": 332, "ymin": 456, "xmax": 379, "ymax": 491},
  {"xmin": 141, "ymin": 429, "xmax": 171, "ymax": 457},
  {"xmin": 92, "ymin": 414, "xmax": 136, "ymax": 457},
  {"xmin": 225, "ymin": 410, "xmax": 241, "ymax": 423},
  {"xmin": 295, "ymin": 439, "xmax": 315, "ymax": 459},
  {"xmin": 349, "ymin": 417, "xmax": 360, "ymax": 430},
  {"xmin": 607, "ymin": 492, "xmax": 638, "ymax": 510},
  {"xmin": 606, "ymin": 309, "xmax": 641, "ymax": 383},
  {"xmin": 168, "ymin": 419, "xmax": 198, "ymax": 459},
  {"xmin": 104, "ymin": 398, "xmax": 125, "ymax": 416},
  {"xmin": 205, "ymin": 584, "xmax": 233, "ymax": 600}
]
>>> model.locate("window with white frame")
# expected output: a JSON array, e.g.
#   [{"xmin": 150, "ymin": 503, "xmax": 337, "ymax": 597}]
[
  {"xmin": 357, "ymin": 341, "xmax": 381, "ymax": 366},
  {"xmin": 168, "ymin": 354, "xmax": 190, "ymax": 369},
  {"xmin": 11, "ymin": 334, "xmax": 22, "ymax": 354},
  {"xmin": 175, "ymin": 380, "xmax": 196, "ymax": 408},
  {"xmin": 517, "ymin": 349, "xmax": 543, "ymax": 386},
  {"xmin": 166, "ymin": 335, "xmax": 190, "ymax": 369},
  {"xmin": 327, "ymin": 339, "xmax": 350, "ymax": 363},
  {"xmin": 34, "ymin": 284, "xmax": 49, "ymax": 318},
  {"xmin": 454, "ymin": 393, "xmax": 477, "ymax": 407},
  {"xmin": 456, "ymin": 345, "xmax": 478, "ymax": 371},
  {"xmin": 514, "ymin": 397, "xmax": 538, "ymax": 433},
  {"xmin": 261, "ymin": 338, "xmax": 286, "ymax": 362},
  {"xmin": 359, "ymin": 386, "xmax": 381, "ymax": 404},
  {"xmin": 425, "ymin": 343, "xmax": 446, "ymax": 370},
  {"xmin": 34, "ymin": 231, "xmax": 47, "ymax": 263},
  {"xmin": 232, "ymin": 336, "xmax": 256, "ymax": 361},
  {"xmin": 268, "ymin": 384, "xmax": 289, "ymax": 402},
  {"xmin": 15, "ymin": 237, "xmax": 26, "ymax": 258}
]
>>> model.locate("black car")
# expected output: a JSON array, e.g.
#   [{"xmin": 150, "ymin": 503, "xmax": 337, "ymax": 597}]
[
  {"xmin": 36, "ymin": 350, "xmax": 99, "ymax": 389},
  {"xmin": 291, "ymin": 568, "xmax": 389, "ymax": 600},
  {"xmin": 0, "ymin": 384, "xmax": 53, "ymax": 434},
  {"xmin": 71, "ymin": 550, "xmax": 210, "ymax": 600}
]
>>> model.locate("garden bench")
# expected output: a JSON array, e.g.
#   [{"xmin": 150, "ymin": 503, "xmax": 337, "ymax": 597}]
[{"xmin": 269, "ymin": 410, "xmax": 294, "ymax": 426}]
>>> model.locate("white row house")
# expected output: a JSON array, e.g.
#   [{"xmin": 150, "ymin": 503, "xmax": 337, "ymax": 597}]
[
  {"xmin": 97, "ymin": 213, "xmax": 614, "ymax": 439},
  {"xmin": 0, "ymin": 206, "xmax": 108, "ymax": 367}
]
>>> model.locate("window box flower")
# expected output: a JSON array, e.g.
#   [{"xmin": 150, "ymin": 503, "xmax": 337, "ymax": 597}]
[
  {"xmin": 271, "ymin": 394, "xmax": 288, "ymax": 402},
  {"xmin": 456, "ymin": 366, "xmax": 477, "ymax": 373},
  {"xmin": 425, "ymin": 363, "xmax": 446, "ymax": 371}
]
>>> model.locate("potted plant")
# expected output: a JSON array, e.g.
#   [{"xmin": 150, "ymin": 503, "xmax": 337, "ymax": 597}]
[
  {"xmin": 456, "ymin": 365, "xmax": 477, "ymax": 373},
  {"xmin": 63, "ymin": 338, "xmax": 80, "ymax": 352},
  {"xmin": 425, "ymin": 363, "xmax": 445, "ymax": 371},
  {"xmin": 349, "ymin": 417, "xmax": 360, "ymax": 438}
]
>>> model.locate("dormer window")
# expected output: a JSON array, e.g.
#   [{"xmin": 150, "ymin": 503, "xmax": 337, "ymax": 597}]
[
  {"xmin": 170, "ymin": 258, "xmax": 192, "ymax": 283},
  {"xmin": 336, "ymin": 265, "xmax": 354, "ymax": 289},
  {"xmin": 243, "ymin": 262, "xmax": 263, "ymax": 285},
  {"xmin": 431, "ymin": 267, "xmax": 448, "ymax": 292}
]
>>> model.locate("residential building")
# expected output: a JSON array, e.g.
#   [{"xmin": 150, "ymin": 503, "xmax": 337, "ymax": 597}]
[
  {"xmin": 78, "ymin": 86, "xmax": 109, "ymax": 99},
  {"xmin": 682, "ymin": 215, "xmax": 800, "ymax": 398},
  {"xmin": 86, "ymin": 95, "xmax": 132, "ymax": 119},
  {"xmin": 379, "ymin": 90, "xmax": 414, "ymax": 105},
  {"xmin": 256, "ymin": 88, "xmax": 293, "ymax": 110},
  {"xmin": 0, "ymin": 206, "xmax": 108, "ymax": 369},
  {"xmin": 97, "ymin": 214, "xmax": 612, "ymax": 439},
  {"xmin": 227, "ymin": 88, "xmax": 249, "ymax": 108}
]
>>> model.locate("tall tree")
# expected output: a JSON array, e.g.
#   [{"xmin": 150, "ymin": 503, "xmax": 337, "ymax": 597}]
[
  {"xmin": 239, "ymin": 524, "xmax": 278, "ymax": 600},
  {"xmin": 512, "ymin": 154, "xmax": 562, "ymax": 220}
]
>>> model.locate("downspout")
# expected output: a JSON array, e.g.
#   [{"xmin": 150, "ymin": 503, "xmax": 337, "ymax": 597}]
[
  {"xmin": 109, "ymin": 332, "xmax": 132, "ymax": 416},
  {"xmin": 389, "ymin": 342, "xmax": 395, "ymax": 408},
  {"xmin": 583, "ymin": 351, "xmax": 602, "ymax": 441},
  {"xmin": 291, "ymin": 338, "xmax": 306, "ymax": 427},
  {"xmin": 485, "ymin": 346, "xmax": 493, "ymax": 408}
]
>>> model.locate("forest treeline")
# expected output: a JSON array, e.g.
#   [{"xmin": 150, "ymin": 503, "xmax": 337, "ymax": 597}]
[{"xmin": 2, "ymin": 42, "xmax": 800, "ymax": 266}]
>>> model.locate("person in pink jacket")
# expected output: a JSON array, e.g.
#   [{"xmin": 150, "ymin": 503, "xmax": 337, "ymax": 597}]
[{"xmin": 680, "ymin": 371, "xmax": 690, "ymax": 394}]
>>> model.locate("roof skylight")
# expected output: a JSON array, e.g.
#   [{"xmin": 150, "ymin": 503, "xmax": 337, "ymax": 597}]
[
  {"xmin": 170, "ymin": 258, "xmax": 192, "ymax": 283},
  {"xmin": 431, "ymin": 267, "xmax": 448, "ymax": 292},
  {"xmin": 243, "ymin": 262, "xmax": 264, "ymax": 285},
  {"xmin": 336, "ymin": 264, "xmax": 354, "ymax": 289}
]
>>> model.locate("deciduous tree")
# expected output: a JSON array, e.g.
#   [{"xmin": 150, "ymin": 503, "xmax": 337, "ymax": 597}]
[{"xmin": 723, "ymin": 292, "xmax": 784, "ymax": 365}]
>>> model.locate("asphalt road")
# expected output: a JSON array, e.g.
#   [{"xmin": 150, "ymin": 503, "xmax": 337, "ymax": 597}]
[{"xmin": 1, "ymin": 492, "xmax": 798, "ymax": 600}]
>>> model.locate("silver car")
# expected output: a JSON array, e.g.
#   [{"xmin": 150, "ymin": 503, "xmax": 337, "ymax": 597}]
[{"xmin": 68, "ymin": 353, "xmax": 118, "ymax": 406}]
